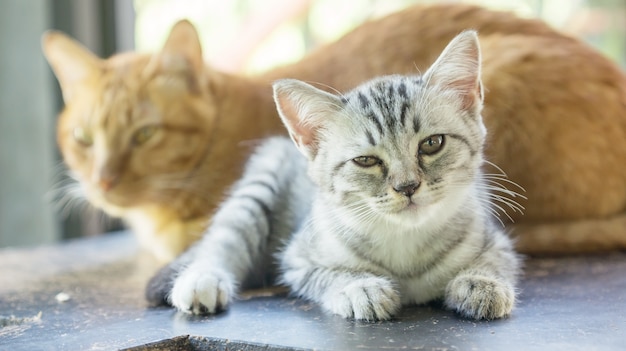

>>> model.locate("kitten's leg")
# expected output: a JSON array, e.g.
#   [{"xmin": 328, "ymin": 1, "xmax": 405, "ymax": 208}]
[
  {"xmin": 144, "ymin": 209, "xmax": 250, "ymax": 314},
  {"xmin": 168, "ymin": 229, "xmax": 242, "ymax": 314},
  {"xmin": 281, "ymin": 237, "xmax": 401, "ymax": 321},
  {"xmin": 444, "ymin": 231, "xmax": 520, "ymax": 320},
  {"xmin": 159, "ymin": 137, "xmax": 303, "ymax": 315}
]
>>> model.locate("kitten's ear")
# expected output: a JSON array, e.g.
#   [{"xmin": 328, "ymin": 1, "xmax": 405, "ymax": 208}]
[
  {"xmin": 41, "ymin": 31, "xmax": 102, "ymax": 103},
  {"xmin": 423, "ymin": 30, "xmax": 483, "ymax": 110},
  {"xmin": 158, "ymin": 19, "xmax": 204, "ymax": 74},
  {"xmin": 273, "ymin": 79, "xmax": 342, "ymax": 159}
]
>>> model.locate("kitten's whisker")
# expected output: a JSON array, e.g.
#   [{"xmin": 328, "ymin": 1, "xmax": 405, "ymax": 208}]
[
  {"xmin": 475, "ymin": 183, "xmax": 526, "ymax": 207},
  {"xmin": 483, "ymin": 194, "xmax": 524, "ymax": 216},
  {"xmin": 488, "ymin": 202, "xmax": 515, "ymax": 222},
  {"xmin": 481, "ymin": 181, "xmax": 527, "ymax": 200},
  {"xmin": 486, "ymin": 207, "xmax": 506, "ymax": 227},
  {"xmin": 484, "ymin": 194, "xmax": 525, "ymax": 214},
  {"xmin": 460, "ymin": 201, "xmax": 504, "ymax": 227},
  {"xmin": 319, "ymin": 198, "xmax": 379, "ymax": 240},
  {"xmin": 483, "ymin": 160, "xmax": 509, "ymax": 177},
  {"xmin": 443, "ymin": 177, "xmax": 525, "ymax": 221},
  {"xmin": 482, "ymin": 175, "xmax": 527, "ymax": 195},
  {"xmin": 412, "ymin": 63, "xmax": 423, "ymax": 76}
]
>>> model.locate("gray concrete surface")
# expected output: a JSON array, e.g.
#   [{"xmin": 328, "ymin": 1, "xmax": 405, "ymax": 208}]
[{"xmin": 1, "ymin": 231, "xmax": 625, "ymax": 350}]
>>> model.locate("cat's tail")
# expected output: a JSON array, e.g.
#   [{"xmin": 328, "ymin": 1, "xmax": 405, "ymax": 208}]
[{"xmin": 511, "ymin": 211, "xmax": 626, "ymax": 255}]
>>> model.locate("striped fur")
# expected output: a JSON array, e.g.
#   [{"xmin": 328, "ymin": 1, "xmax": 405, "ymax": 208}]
[
  {"xmin": 151, "ymin": 137, "xmax": 312, "ymax": 314},
  {"xmin": 147, "ymin": 32, "xmax": 520, "ymax": 320}
]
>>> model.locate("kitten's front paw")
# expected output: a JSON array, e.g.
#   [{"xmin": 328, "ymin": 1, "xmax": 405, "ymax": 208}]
[
  {"xmin": 444, "ymin": 273, "xmax": 515, "ymax": 320},
  {"xmin": 170, "ymin": 268, "xmax": 235, "ymax": 315},
  {"xmin": 324, "ymin": 277, "xmax": 400, "ymax": 321}
]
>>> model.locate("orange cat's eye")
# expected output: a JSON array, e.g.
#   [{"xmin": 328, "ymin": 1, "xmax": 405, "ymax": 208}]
[
  {"xmin": 133, "ymin": 125, "xmax": 158, "ymax": 146},
  {"xmin": 73, "ymin": 127, "xmax": 93, "ymax": 147},
  {"xmin": 353, "ymin": 156, "xmax": 381, "ymax": 167}
]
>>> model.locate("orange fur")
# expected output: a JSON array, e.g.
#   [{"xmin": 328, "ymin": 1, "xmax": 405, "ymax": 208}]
[{"xmin": 43, "ymin": 4, "xmax": 626, "ymax": 260}]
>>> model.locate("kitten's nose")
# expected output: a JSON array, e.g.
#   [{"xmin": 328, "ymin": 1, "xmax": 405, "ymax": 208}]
[{"xmin": 393, "ymin": 181, "xmax": 420, "ymax": 197}]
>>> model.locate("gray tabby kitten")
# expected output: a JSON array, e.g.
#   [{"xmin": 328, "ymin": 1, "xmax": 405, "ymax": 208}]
[{"xmin": 145, "ymin": 31, "xmax": 520, "ymax": 320}]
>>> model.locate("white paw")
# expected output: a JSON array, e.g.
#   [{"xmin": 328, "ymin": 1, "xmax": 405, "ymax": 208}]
[
  {"xmin": 324, "ymin": 276, "xmax": 400, "ymax": 321},
  {"xmin": 444, "ymin": 273, "xmax": 515, "ymax": 320},
  {"xmin": 170, "ymin": 268, "xmax": 235, "ymax": 315}
]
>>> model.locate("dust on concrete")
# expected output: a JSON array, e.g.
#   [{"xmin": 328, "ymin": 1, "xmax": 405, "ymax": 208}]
[{"xmin": 0, "ymin": 311, "xmax": 42, "ymax": 338}]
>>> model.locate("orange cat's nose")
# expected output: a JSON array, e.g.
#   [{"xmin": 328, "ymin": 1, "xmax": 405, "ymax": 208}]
[{"xmin": 97, "ymin": 175, "xmax": 119, "ymax": 192}]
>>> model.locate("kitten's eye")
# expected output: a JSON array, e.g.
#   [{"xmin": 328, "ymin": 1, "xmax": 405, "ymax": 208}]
[
  {"xmin": 352, "ymin": 156, "xmax": 381, "ymax": 167},
  {"xmin": 133, "ymin": 125, "xmax": 158, "ymax": 146},
  {"xmin": 73, "ymin": 127, "xmax": 93, "ymax": 147},
  {"xmin": 419, "ymin": 135, "xmax": 445, "ymax": 155}
]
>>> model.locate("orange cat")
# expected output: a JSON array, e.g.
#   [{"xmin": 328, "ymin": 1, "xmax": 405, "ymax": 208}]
[{"xmin": 43, "ymin": 4, "xmax": 626, "ymax": 261}]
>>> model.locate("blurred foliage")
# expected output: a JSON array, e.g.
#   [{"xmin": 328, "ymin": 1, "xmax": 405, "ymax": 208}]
[{"xmin": 134, "ymin": 0, "xmax": 626, "ymax": 72}]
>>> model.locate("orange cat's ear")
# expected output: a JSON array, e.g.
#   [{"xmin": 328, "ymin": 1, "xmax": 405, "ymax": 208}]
[
  {"xmin": 273, "ymin": 79, "xmax": 342, "ymax": 160},
  {"xmin": 41, "ymin": 31, "xmax": 102, "ymax": 103},
  {"xmin": 423, "ymin": 30, "xmax": 483, "ymax": 111},
  {"xmin": 159, "ymin": 19, "xmax": 204, "ymax": 74}
]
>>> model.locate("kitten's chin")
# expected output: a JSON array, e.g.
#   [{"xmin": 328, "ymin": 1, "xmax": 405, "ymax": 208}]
[
  {"xmin": 390, "ymin": 203, "xmax": 424, "ymax": 225},
  {"xmin": 386, "ymin": 200, "xmax": 446, "ymax": 229},
  {"xmin": 394, "ymin": 198, "xmax": 420, "ymax": 214}
]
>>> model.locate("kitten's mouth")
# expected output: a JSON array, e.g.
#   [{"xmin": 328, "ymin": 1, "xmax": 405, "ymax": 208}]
[
  {"xmin": 404, "ymin": 201, "xmax": 419, "ymax": 212},
  {"xmin": 396, "ymin": 199, "xmax": 419, "ymax": 213}
]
